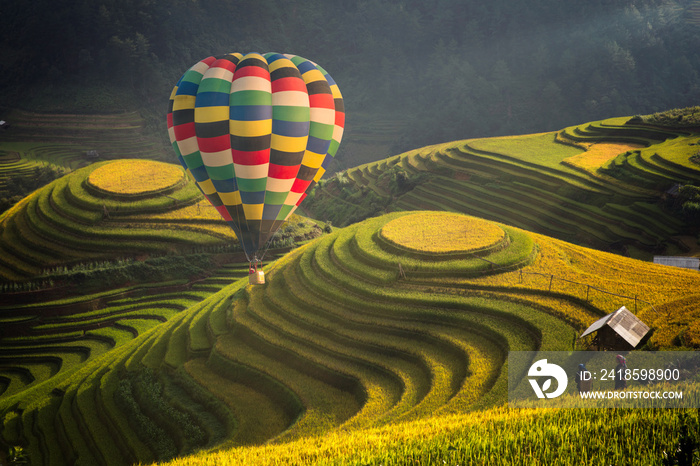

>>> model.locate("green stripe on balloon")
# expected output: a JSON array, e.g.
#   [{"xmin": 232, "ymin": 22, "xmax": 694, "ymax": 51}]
[
  {"xmin": 230, "ymin": 90, "xmax": 271, "ymax": 107},
  {"xmin": 264, "ymin": 191, "xmax": 288, "ymax": 205},
  {"xmin": 237, "ymin": 177, "xmax": 268, "ymax": 192},
  {"xmin": 273, "ymin": 106, "xmax": 310, "ymax": 122},
  {"xmin": 206, "ymin": 164, "xmax": 236, "ymax": 181}
]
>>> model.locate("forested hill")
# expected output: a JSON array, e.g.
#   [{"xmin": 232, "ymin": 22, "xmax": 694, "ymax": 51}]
[{"xmin": 2, "ymin": 0, "xmax": 699, "ymax": 169}]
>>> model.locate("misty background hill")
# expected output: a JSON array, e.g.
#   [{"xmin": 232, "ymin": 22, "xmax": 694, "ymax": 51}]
[{"xmin": 2, "ymin": 0, "xmax": 699, "ymax": 172}]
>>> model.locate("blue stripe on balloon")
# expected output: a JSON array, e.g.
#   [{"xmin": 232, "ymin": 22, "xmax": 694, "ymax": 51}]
[
  {"xmin": 196, "ymin": 91, "xmax": 230, "ymax": 107},
  {"xmin": 262, "ymin": 204, "xmax": 283, "ymax": 220},
  {"xmin": 295, "ymin": 60, "xmax": 317, "ymax": 74},
  {"xmin": 176, "ymin": 81, "xmax": 200, "ymax": 96},
  {"xmin": 322, "ymin": 154, "xmax": 334, "ymax": 169},
  {"xmin": 324, "ymin": 74, "xmax": 337, "ymax": 86},
  {"xmin": 306, "ymin": 135, "xmax": 331, "ymax": 154},
  {"xmin": 212, "ymin": 178, "xmax": 239, "ymax": 193},
  {"xmin": 240, "ymin": 190, "xmax": 266, "ymax": 204},
  {"xmin": 230, "ymin": 105, "xmax": 273, "ymax": 121},
  {"xmin": 273, "ymin": 120, "xmax": 310, "ymax": 138},
  {"xmin": 264, "ymin": 53, "xmax": 286, "ymax": 64},
  {"xmin": 189, "ymin": 165, "xmax": 210, "ymax": 183}
]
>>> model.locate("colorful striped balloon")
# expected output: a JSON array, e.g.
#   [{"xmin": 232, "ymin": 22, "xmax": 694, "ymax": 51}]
[{"xmin": 167, "ymin": 53, "xmax": 344, "ymax": 261}]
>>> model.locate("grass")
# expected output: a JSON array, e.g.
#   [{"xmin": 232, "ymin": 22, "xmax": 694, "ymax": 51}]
[
  {"xmin": 306, "ymin": 114, "xmax": 700, "ymax": 258},
  {"xmin": 2, "ymin": 211, "xmax": 700, "ymax": 465},
  {"xmin": 1, "ymin": 108, "xmax": 699, "ymax": 465},
  {"xmin": 0, "ymin": 158, "xmax": 322, "ymax": 282},
  {"xmin": 158, "ymin": 404, "xmax": 700, "ymax": 465}
]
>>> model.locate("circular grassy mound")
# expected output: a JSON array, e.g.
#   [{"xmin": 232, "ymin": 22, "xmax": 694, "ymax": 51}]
[
  {"xmin": 380, "ymin": 211, "xmax": 506, "ymax": 255},
  {"xmin": 87, "ymin": 159, "xmax": 185, "ymax": 197}
]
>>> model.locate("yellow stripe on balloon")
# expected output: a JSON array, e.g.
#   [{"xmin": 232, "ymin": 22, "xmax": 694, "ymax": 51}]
[
  {"xmin": 172, "ymin": 95, "xmax": 197, "ymax": 111},
  {"xmin": 195, "ymin": 106, "xmax": 230, "ymax": 123},
  {"xmin": 219, "ymin": 190, "xmax": 242, "ymax": 206},
  {"xmin": 271, "ymin": 134, "xmax": 307, "ymax": 153},
  {"xmin": 300, "ymin": 150, "xmax": 325, "ymax": 168},
  {"xmin": 242, "ymin": 203, "xmax": 264, "ymax": 220},
  {"xmin": 230, "ymin": 119, "xmax": 272, "ymax": 137},
  {"xmin": 301, "ymin": 69, "xmax": 325, "ymax": 83},
  {"xmin": 267, "ymin": 56, "xmax": 296, "ymax": 73},
  {"xmin": 330, "ymin": 84, "xmax": 342, "ymax": 99},
  {"xmin": 313, "ymin": 167, "xmax": 326, "ymax": 183},
  {"xmin": 198, "ymin": 178, "xmax": 217, "ymax": 196}
]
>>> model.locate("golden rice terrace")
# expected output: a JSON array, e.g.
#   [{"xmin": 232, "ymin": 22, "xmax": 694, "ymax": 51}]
[
  {"xmin": 380, "ymin": 211, "xmax": 506, "ymax": 254},
  {"xmin": 2, "ymin": 211, "xmax": 699, "ymax": 465}
]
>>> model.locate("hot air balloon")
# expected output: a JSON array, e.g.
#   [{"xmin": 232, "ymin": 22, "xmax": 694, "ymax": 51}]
[{"xmin": 167, "ymin": 53, "xmax": 344, "ymax": 283}]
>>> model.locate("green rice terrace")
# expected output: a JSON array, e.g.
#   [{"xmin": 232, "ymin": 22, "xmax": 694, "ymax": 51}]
[
  {"xmin": 2, "ymin": 207, "xmax": 700, "ymax": 464},
  {"xmin": 1, "ymin": 108, "xmax": 700, "ymax": 465},
  {"xmin": 0, "ymin": 158, "xmax": 322, "ymax": 288},
  {"xmin": 0, "ymin": 109, "xmax": 169, "ymax": 168},
  {"xmin": 304, "ymin": 111, "xmax": 700, "ymax": 260}
]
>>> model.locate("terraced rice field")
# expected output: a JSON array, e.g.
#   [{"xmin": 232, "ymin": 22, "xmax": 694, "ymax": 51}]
[
  {"xmin": 3, "ymin": 211, "xmax": 699, "ymax": 465},
  {"xmin": 0, "ymin": 109, "xmax": 168, "ymax": 166},
  {"xmin": 0, "ymin": 159, "xmax": 234, "ymax": 282},
  {"xmin": 0, "ymin": 149, "xmax": 66, "ymax": 194},
  {"xmin": 0, "ymin": 260, "xmax": 258, "ymax": 398},
  {"xmin": 314, "ymin": 118, "xmax": 700, "ymax": 258}
]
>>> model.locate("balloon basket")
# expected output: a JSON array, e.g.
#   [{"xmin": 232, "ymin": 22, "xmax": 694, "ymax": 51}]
[{"xmin": 249, "ymin": 270, "xmax": 265, "ymax": 285}]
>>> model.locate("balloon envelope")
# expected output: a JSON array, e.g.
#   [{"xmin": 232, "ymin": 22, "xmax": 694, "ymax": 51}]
[{"xmin": 167, "ymin": 53, "xmax": 344, "ymax": 260}]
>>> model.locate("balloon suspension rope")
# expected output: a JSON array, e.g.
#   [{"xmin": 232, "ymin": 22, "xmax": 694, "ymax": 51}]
[{"xmin": 249, "ymin": 255, "xmax": 263, "ymax": 274}]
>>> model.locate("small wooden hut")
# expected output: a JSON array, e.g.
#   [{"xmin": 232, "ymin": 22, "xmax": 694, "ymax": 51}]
[{"xmin": 579, "ymin": 306, "xmax": 650, "ymax": 351}]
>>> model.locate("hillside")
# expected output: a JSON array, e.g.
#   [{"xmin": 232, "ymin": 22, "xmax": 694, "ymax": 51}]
[
  {"xmin": 3, "ymin": 0, "xmax": 700, "ymax": 163},
  {"xmin": 0, "ymin": 109, "xmax": 169, "ymax": 165},
  {"xmin": 0, "ymin": 158, "xmax": 323, "ymax": 289},
  {"xmin": 304, "ymin": 113, "xmax": 700, "ymax": 260},
  {"xmin": 2, "ymin": 211, "xmax": 699, "ymax": 465}
]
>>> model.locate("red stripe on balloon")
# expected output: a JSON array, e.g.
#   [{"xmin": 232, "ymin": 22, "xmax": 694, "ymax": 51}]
[
  {"xmin": 296, "ymin": 192, "xmax": 307, "ymax": 206},
  {"xmin": 290, "ymin": 178, "xmax": 311, "ymax": 194},
  {"xmin": 197, "ymin": 134, "xmax": 230, "ymax": 153},
  {"xmin": 268, "ymin": 163, "xmax": 299, "ymax": 179},
  {"xmin": 234, "ymin": 65, "xmax": 271, "ymax": 80},
  {"xmin": 211, "ymin": 58, "xmax": 237, "ymax": 72},
  {"xmin": 335, "ymin": 112, "xmax": 345, "ymax": 127},
  {"xmin": 173, "ymin": 122, "xmax": 196, "ymax": 140},
  {"xmin": 215, "ymin": 204, "xmax": 233, "ymax": 221},
  {"xmin": 308, "ymin": 94, "xmax": 334, "ymax": 109},
  {"xmin": 271, "ymin": 77, "xmax": 307, "ymax": 93},
  {"xmin": 232, "ymin": 149, "xmax": 270, "ymax": 165}
]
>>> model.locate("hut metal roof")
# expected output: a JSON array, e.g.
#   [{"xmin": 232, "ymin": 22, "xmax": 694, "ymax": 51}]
[{"xmin": 580, "ymin": 306, "xmax": 650, "ymax": 348}]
